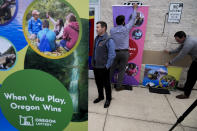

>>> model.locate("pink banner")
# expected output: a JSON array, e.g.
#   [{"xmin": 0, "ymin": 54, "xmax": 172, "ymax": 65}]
[{"xmin": 112, "ymin": 6, "xmax": 149, "ymax": 85}]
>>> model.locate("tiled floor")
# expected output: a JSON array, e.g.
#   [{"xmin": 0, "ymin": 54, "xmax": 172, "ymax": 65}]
[{"xmin": 88, "ymin": 79, "xmax": 197, "ymax": 131}]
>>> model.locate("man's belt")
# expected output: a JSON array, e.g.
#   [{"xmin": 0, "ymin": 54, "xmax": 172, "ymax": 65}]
[{"xmin": 115, "ymin": 49, "xmax": 129, "ymax": 52}]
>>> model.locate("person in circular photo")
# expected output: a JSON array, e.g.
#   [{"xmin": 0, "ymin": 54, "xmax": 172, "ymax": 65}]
[
  {"xmin": 132, "ymin": 29, "xmax": 142, "ymax": 40},
  {"xmin": 129, "ymin": 11, "xmax": 144, "ymax": 27},
  {"xmin": 0, "ymin": 0, "xmax": 16, "ymax": 25},
  {"xmin": 24, "ymin": 0, "xmax": 80, "ymax": 58},
  {"xmin": 135, "ymin": 12, "xmax": 144, "ymax": 27},
  {"xmin": 0, "ymin": 37, "xmax": 16, "ymax": 70},
  {"xmin": 159, "ymin": 75, "xmax": 177, "ymax": 89},
  {"xmin": 125, "ymin": 63, "xmax": 138, "ymax": 77}
]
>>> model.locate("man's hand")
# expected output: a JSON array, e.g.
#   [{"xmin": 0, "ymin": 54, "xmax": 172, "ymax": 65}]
[
  {"xmin": 165, "ymin": 62, "xmax": 169, "ymax": 67},
  {"xmin": 133, "ymin": 3, "xmax": 138, "ymax": 10},
  {"xmin": 29, "ymin": 34, "xmax": 36, "ymax": 40},
  {"xmin": 164, "ymin": 49, "xmax": 169, "ymax": 54}
]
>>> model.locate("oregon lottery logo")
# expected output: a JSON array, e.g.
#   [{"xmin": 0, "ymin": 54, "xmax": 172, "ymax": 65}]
[
  {"xmin": 19, "ymin": 115, "xmax": 57, "ymax": 127},
  {"xmin": 19, "ymin": 115, "xmax": 34, "ymax": 126}
]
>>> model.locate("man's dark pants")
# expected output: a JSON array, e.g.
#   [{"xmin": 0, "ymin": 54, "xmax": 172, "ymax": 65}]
[
  {"xmin": 184, "ymin": 60, "xmax": 197, "ymax": 97},
  {"xmin": 93, "ymin": 68, "xmax": 112, "ymax": 101},
  {"xmin": 110, "ymin": 50, "xmax": 129, "ymax": 88}
]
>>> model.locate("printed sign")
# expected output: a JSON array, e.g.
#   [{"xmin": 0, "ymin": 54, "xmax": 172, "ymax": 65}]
[
  {"xmin": 168, "ymin": 3, "xmax": 183, "ymax": 23},
  {"xmin": 143, "ymin": 65, "xmax": 183, "ymax": 90},
  {"xmin": 0, "ymin": 70, "xmax": 73, "ymax": 131},
  {"xmin": 112, "ymin": 5, "xmax": 149, "ymax": 85},
  {"xmin": 0, "ymin": 0, "xmax": 88, "ymax": 130}
]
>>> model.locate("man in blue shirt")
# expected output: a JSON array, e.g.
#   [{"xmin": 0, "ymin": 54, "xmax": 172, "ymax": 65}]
[
  {"xmin": 110, "ymin": 4, "xmax": 138, "ymax": 91},
  {"xmin": 37, "ymin": 20, "xmax": 56, "ymax": 52},
  {"xmin": 28, "ymin": 10, "xmax": 42, "ymax": 40},
  {"xmin": 91, "ymin": 21, "xmax": 116, "ymax": 108}
]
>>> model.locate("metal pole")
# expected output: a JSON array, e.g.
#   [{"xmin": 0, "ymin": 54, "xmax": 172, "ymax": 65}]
[{"xmin": 169, "ymin": 99, "xmax": 197, "ymax": 131}]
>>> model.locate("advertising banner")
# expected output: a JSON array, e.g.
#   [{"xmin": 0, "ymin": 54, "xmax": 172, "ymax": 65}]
[
  {"xmin": 112, "ymin": 5, "xmax": 149, "ymax": 85},
  {"xmin": 0, "ymin": 0, "xmax": 88, "ymax": 130},
  {"xmin": 143, "ymin": 65, "xmax": 182, "ymax": 90}
]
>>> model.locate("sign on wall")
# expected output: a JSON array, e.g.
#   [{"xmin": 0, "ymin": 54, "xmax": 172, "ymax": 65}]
[{"xmin": 168, "ymin": 3, "xmax": 183, "ymax": 23}]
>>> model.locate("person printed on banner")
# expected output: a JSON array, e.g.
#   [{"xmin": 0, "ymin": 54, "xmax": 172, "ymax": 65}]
[
  {"xmin": 37, "ymin": 20, "xmax": 56, "ymax": 52},
  {"xmin": 135, "ymin": 29, "xmax": 142, "ymax": 38},
  {"xmin": 28, "ymin": 10, "xmax": 42, "ymax": 40},
  {"xmin": 110, "ymin": 4, "xmax": 138, "ymax": 91},
  {"xmin": 59, "ymin": 13, "xmax": 79, "ymax": 51},
  {"xmin": 0, "ymin": 0, "xmax": 15, "ymax": 24},
  {"xmin": 164, "ymin": 31, "xmax": 197, "ymax": 99},
  {"xmin": 126, "ymin": 63, "xmax": 137, "ymax": 76},
  {"xmin": 132, "ymin": 29, "xmax": 142, "ymax": 40},
  {"xmin": 2, "ymin": 53, "xmax": 16, "ymax": 69},
  {"xmin": 135, "ymin": 12, "xmax": 144, "ymax": 27},
  {"xmin": 169, "ymin": 79, "xmax": 176, "ymax": 88},
  {"xmin": 161, "ymin": 78, "xmax": 168, "ymax": 88},
  {"xmin": 46, "ymin": 12, "xmax": 64, "ymax": 40}
]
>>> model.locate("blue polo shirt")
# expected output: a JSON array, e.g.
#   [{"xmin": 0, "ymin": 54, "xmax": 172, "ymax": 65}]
[
  {"xmin": 28, "ymin": 17, "xmax": 42, "ymax": 35},
  {"xmin": 37, "ymin": 28, "xmax": 56, "ymax": 51}
]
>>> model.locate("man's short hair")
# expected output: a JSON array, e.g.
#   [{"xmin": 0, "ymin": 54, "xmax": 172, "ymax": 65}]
[
  {"xmin": 96, "ymin": 21, "xmax": 107, "ymax": 30},
  {"xmin": 43, "ymin": 19, "xmax": 49, "ymax": 28},
  {"xmin": 174, "ymin": 31, "xmax": 186, "ymax": 38},
  {"xmin": 116, "ymin": 15, "xmax": 125, "ymax": 25}
]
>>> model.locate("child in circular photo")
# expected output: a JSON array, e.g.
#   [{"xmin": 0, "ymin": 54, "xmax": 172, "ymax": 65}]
[
  {"xmin": 0, "ymin": 0, "xmax": 16, "ymax": 25},
  {"xmin": 0, "ymin": 37, "xmax": 16, "ymax": 70},
  {"xmin": 125, "ymin": 63, "xmax": 138, "ymax": 76},
  {"xmin": 132, "ymin": 29, "xmax": 142, "ymax": 40},
  {"xmin": 24, "ymin": 0, "xmax": 80, "ymax": 58}
]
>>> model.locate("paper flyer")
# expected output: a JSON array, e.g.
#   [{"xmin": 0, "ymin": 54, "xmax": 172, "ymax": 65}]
[{"xmin": 0, "ymin": 0, "xmax": 88, "ymax": 130}]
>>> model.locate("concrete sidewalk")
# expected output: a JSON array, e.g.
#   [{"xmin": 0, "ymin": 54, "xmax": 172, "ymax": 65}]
[{"xmin": 88, "ymin": 79, "xmax": 197, "ymax": 131}]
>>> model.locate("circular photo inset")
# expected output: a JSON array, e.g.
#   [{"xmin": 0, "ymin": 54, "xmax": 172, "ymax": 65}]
[
  {"xmin": 125, "ymin": 63, "xmax": 138, "ymax": 77},
  {"xmin": 0, "ymin": 37, "xmax": 16, "ymax": 70},
  {"xmin": 159, "ymin": 75, "xmax": 177, "ymax": 89},
  {"xmin": 129, "ymin": 11, "xmax": 144, "ymax": 27},
  {"xmin": 132, "ymin": 29, "xmax": 142, "ymax": 40},
  {"xmin": 0, "ymin": 0, "xmax": 17, "ymax": 25},
  {"xmin": 128, "ymin": 38, "xmax": 138, "ymax": 61},
  {"xmin": 23, "ymin": 0, "xmax": 81, "ymax": 59},
  {"xmin": 135, "ymin": 12, "xmax": 144, "ymax": 27}
]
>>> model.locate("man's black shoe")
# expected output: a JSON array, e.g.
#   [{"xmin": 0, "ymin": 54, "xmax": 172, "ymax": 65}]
[
  {"xmin": 104, "ymin": 100, "xmax": 111, "ymax": 108},
  {"xmin": 93, "ymin": 98, "xmax": 104, "ymax": 103},
  {"xmin": 115, "ymin": 86, "xmax": 124, "ymax": 91}
]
